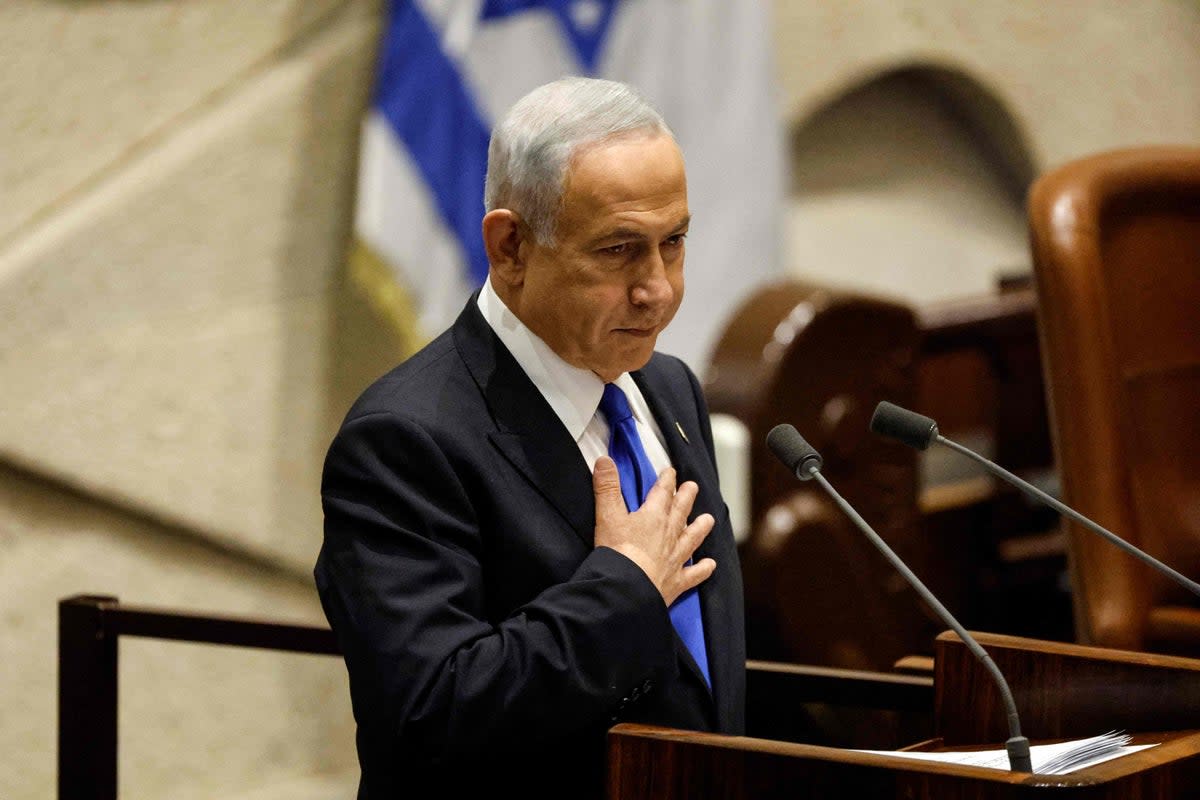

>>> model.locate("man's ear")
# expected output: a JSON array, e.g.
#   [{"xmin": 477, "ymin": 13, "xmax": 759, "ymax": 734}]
[{"xmin": 482, "ymin": 209, "xmax": 528, "ymax": 288}]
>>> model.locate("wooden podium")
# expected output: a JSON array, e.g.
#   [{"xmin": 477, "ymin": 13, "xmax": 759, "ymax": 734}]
[{"xmin": 607, "ymin": 632, "xmax": 1200, "ymax": 798}]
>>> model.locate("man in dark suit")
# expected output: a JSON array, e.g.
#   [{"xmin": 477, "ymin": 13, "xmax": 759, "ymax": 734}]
[{"xmin": 315, "ymin": 77, "xmax": 745, "ymax": 798}]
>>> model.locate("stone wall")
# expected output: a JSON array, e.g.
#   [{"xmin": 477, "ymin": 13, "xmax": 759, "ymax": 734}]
[
  {"xmin": 0, "ymin": 465, "xmax": 357, "ymax": 799},
  {"xmin": 0, "ymin": 1, "xmax": 389, "ymax": 797},
  {"xmin": 774, "ymin": 1, "xmax": 1200, "ymax": 301},
  {"xmin": 776, "ymin": 1, "xmax": 1200, "ymax": 165}
]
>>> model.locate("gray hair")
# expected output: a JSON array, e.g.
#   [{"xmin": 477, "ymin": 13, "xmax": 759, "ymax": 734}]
[{"xmin": 484, "ymin": 77, "xmax": 674, "ymax": 245}]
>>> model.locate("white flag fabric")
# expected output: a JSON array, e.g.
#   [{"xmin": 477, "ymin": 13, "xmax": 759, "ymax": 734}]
[{"xmin": 354, "ymin": 0, "xmax": 785, "ymax": 370}]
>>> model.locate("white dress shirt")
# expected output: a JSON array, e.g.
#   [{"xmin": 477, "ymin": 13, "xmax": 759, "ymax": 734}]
[{"xmin": 477, "ymin": 277, "xmax": 672, "ymax": 477}]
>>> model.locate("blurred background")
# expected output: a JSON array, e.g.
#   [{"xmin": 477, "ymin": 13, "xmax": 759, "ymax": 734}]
[{"xmin": 3, "ymin": 1, "xmax": 1200, "ymax": 798}]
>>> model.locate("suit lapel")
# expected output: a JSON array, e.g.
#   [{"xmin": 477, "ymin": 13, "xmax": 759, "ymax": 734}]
[
  {"xmin": 454, "ymin": 299, "xmax": 595, "ymax": 546},
  {"xmin": 631, "ymin": 364, "xmax": 716, "ymax": 563},
  {"xmin": 633, "ymin": 363, "xmax": 731, "ymax": 718}
]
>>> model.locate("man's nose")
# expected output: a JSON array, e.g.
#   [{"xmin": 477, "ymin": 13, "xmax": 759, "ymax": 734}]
[{"xmin": 630, "ymin": 250, "xmax": 676, "ymax": 308}]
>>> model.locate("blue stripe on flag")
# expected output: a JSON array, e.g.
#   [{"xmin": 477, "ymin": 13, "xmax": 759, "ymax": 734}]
[{"xmin": 374, "ymin": 1, "xmax": 492, "ymax": 285}]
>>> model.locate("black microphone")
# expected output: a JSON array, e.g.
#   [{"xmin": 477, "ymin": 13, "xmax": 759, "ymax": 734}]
[
  {"xmin": 870, "ymin": 401, "xmax": 1200, "ymax": 601},
  {"xmin": 766, "ymin": 424, "xmax": 823, "ymax": 479},
  {"xmin": 766, "ymin": 424, "xmax": 1033, "ymax": 772}
]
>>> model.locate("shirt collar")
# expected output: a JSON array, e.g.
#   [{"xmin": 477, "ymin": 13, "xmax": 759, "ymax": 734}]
[{"xmin": 478, "ymin": 277, "xmax": 615, "ymax": 442}]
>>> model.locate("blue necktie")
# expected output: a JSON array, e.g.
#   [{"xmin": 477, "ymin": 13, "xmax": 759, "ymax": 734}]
[{"xmin": 598, "ymin": 383, "xmax": 711, "ymax": 688}]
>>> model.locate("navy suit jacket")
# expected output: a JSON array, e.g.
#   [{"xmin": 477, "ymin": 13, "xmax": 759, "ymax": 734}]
[{"xmin": 315, "ymin": 297, "xmax": 745, "ymax": 798}]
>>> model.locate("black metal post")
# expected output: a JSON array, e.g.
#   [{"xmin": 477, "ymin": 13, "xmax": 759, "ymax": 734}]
[{"xmin": 59, "ymin": 595, "xmax": 119, "ymax": 800}]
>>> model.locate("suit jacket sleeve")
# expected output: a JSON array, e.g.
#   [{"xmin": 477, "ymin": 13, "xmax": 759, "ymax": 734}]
[{"xmin": 316, "ymin": 409, "xmax": 680, "ymax": 764}]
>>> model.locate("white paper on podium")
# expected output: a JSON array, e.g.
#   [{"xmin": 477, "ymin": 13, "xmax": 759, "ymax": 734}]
[{"xmin": 854, "ymin": 732, "xmax": 1157, "ymax": 775}]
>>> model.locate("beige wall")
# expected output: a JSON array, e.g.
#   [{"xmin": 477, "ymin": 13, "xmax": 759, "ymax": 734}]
[
  {"xmin": 775, "ymin": 0, "xmax": 1200, "ymax": 301},
  {"xmin": 775, "ymin": 1, "xmax": 1200, "ymax": 166},
  {"xmin": 0, "ymin": 1, "xmax": 388, "ymax": 798},
  {"xmin": 0, "ymin": 465, "xmax": 357, "ymax": 799},
  {"xmin": 785, "ymin": 69, "xmax": 1033, "ymax": 303},
  {"xmin": 2, "ymin": 2, "xmax": 1199, "ymax": 798}
]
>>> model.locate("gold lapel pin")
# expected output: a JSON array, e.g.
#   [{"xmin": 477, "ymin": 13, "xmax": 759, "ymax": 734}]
[{"xmin": 675, "ymin": 421, "xmax": 690, "ymax": 444}]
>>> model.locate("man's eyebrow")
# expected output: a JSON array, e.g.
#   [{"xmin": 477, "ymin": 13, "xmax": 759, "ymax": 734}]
[
  {"xmin": 586, "ymin": 216, "xmax": 692, "ymax": 247},
  {"xmin": 587, "ymin": 227, "xmax": 648, "ymax": 247}
]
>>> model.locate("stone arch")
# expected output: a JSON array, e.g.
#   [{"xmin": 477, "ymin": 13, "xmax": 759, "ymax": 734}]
[{"xmin": 785, "ymin": 62, "xmax": 1038, "ymax": 303}]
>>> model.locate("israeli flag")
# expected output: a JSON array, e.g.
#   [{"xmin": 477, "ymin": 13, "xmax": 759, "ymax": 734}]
[{"xmin": 354, "ymin": 0, "xmax": 784, "ymax": 369}]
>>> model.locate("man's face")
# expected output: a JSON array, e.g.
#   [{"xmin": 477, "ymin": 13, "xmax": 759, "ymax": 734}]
[{"xmin": 510, "ymin": 133, "xmax": 689, "ymax": 382}]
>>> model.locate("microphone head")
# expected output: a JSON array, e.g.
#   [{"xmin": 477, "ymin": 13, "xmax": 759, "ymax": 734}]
[
  {"xmin": 766, "ymin": 424, "xmax": 823, "ymax": 480},
  {"xmin": 870, "ymin": 401, "xmax": 939, "ymax": 451}
]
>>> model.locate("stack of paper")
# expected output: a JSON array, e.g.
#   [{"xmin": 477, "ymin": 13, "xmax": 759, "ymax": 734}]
[{"xmin": 855, "ymin": 731, "xmax": 1157, "ymax": 775}]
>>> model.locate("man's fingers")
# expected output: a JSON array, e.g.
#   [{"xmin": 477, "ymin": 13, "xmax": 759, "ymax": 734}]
[
  {"xmin": 592, "ymin": 456, "xmax": 627, "ymax": 526},
  {"xmin": 676, "ymin": 557, "xmax": 717, "ymax": 597},
  {"xmin": 642, "ymin": 467, "xmax": 677, "ymax": 509},
  {"xmin": 669, "ymin": 480, "xmax": 699, "ymax": 528},
  {"xmin": 673, "ymin": 512, "xmax": 715, "ymax": 566},
  {"xmin": 681, "ymin": 512, "xmax": 715, "ymax": 547}
]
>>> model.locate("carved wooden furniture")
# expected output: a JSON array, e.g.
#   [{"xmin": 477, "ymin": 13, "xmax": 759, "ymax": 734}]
[
  {"xmin": 1030, "ymin": 146, "xmax": 1200, "ymax": 654},
  {"xmin": 705, "ymin": 282, "xmax": 936, "ymax": 670},
  {"xmin": 915, "ymin": 285, "xmax": 1067, "ymax": 641},
  {"xmin": 705, "ymin": 282, "xmax": 921, "ymax": 526},
  {"xmin": 705, "ymin": 281, "xmax": 1067, "ymax": 671}
]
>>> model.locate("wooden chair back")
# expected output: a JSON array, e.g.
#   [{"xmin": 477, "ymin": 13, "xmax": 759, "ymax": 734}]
[{"xmin": 1029, "ymin": 146, "xmax": 1200, "ymax": 652}]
